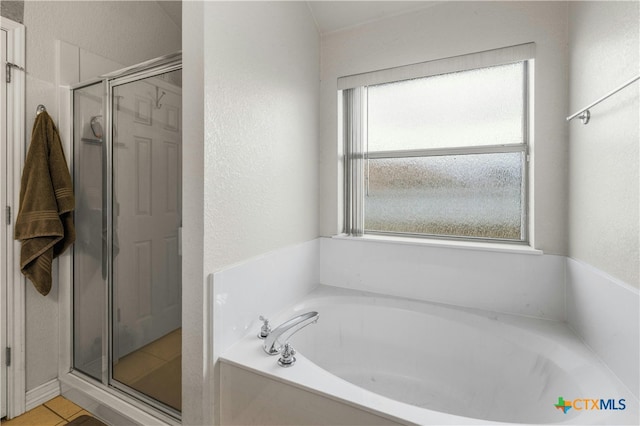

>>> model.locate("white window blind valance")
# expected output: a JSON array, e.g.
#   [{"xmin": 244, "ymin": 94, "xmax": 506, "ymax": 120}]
[{"xmin": 337, "ymin": 42, "xmax": 535, "ymax": 90}]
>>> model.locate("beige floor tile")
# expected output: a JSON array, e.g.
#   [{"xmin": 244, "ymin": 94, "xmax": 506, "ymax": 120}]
[
  {"xmin": 44, "ymin": 396, "xmax": 82, "ymax": 420},
  {"xmin": 130, "ymin": 356, "xmax": 181, "ymax": 411},
  {"xmin": 1, "ymin": 406, "xmax": 65, "ymax": 426},
  {"xmin": 113, "ymin": 350, "xmax": 165, "ymax": 383},
  {"xmin": 54, "ymin": 421, "xmax": 67, "ymax": 426},
  {"xmin": 139, "ymin": 328, "xmax": 181, "ymax": 361}
]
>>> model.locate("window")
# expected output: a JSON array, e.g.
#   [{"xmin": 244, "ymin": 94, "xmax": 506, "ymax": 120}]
[{"xmin": 342, "ymin": 44, "xmax": 533, "ymax": 243}]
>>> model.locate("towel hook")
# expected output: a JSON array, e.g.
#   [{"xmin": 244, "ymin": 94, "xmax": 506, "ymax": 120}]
[{"xmin": 36, "ymin": 104, "xmax": 47, "ymax": 115}]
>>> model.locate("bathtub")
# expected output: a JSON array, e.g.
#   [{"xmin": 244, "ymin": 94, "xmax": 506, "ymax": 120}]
[{"xmin": 219, "ymin": 285, "xmax": 638, "ymax": 425}]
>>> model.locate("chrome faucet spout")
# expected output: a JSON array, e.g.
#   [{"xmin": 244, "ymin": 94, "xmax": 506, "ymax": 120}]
[{"xmin": 263, "ymin": 311, "xmax": 319, "ymax": 355}]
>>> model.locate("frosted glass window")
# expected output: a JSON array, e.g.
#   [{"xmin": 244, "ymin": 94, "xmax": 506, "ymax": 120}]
[
  {"xmin": 343, "ymin": 56, "xmax": 530, "ymax": 242},
  {"xmin": 365, "ymin": 153, "xmax": 524, "ymax": 240},
  {"xmin": 368, "ymin": 63, "xmax": 524, "ymax": 152}
]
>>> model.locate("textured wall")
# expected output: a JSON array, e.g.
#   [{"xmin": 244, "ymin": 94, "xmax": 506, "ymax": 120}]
[
  {"xmin": 568, "ymin": 1, "xmax": 640, "ymax": 287},
  {"xmin": 23, "ymin": 1, "xmax": 181, "ymax": 132},
  {"xmin": 202, "ymin": 1, "xmax": 320, "ymax": 272},
  {"xmin": 319, "ymin": 1, "xmax": 570, "ymax": 255},
  {"xmin": 0, "ymin": 0, "xmax": 24, "ymax": 23},
  {"xmin": 22, "ymin": 0, "xmax": 180, "ymax": 392}
]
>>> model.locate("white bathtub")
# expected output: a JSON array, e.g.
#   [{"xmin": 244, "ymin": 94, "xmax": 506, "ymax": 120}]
[{"xmin": 220, "ymin": 285, "xmax": 638, "ymax": 425}]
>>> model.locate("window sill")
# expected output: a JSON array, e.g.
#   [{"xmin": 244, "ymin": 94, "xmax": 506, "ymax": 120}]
[{"xmin": 331, "ymin": 234, "xmax": 543, "ymax": 256}]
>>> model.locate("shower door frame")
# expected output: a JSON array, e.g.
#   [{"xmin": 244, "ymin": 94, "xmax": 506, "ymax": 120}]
[{"xmin": 66, "ymin": 52, "xmax": 182, "ymax": 424}]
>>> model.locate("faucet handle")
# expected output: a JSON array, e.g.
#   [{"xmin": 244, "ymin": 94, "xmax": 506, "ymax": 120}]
[
  {"xmin": 257, "ymin": 315, "xmax": 271, "ymax": 339},
  {"xmin": 277, "ymin": 343, "xmax": 296, "ymax": 367}
]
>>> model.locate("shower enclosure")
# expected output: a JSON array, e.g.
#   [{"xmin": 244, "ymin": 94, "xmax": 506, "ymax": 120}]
[{"xmin": 71, "ymin": 53, "xmax": 182, "ymax": 418}]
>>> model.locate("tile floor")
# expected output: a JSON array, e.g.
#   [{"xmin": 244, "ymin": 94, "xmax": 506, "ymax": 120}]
[
  {"xmin": 113, "ymin": 328, "xmax": 181, "ymax": 411},
  {"xmin": 2, "ymin": 329, "xmax": 181, "ymax": 425},
  {"xmin": 1, "ymin": 396, "xmax": 94, "ymax": 426}
]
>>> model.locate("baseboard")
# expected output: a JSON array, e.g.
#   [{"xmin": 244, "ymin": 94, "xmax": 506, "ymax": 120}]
[{"xmin": 25, "ymin": 378, "xmax": 60, "ymax": 411}]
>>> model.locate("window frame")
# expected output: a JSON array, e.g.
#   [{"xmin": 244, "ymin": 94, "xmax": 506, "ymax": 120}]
[{"xmin": 342, "ymin": 51, "xmax": 532, "ymax": 245}]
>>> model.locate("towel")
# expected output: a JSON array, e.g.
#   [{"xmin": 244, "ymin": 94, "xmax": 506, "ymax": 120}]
[{"xmin": 15, "ymin": 111, "xmax": 75, "ymax": 296}]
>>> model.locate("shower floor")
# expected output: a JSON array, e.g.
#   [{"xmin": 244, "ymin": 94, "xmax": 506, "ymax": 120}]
[{"xmin": 112, "ymin": 328, "xmax": 181, "ymax": 411}]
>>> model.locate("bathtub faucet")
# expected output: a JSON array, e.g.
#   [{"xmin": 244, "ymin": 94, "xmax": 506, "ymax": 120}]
[{"xmin": 262, "ymin": 311, "xmax": 319, "ymax": 355}]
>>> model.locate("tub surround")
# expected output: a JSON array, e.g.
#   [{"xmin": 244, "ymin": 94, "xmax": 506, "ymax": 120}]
[
  {"xmin": 566, "ymin": 258, "xmax": 640, "ymax": 400},
  {"xmin": 212, "ymin": 236, "xmax": 565, "ymax": 365},
  {"xmin": 320, "ymin": 237, "xmax": 565, "ymax": 320},
  {"xmin": 212, "ymin": 239, "xmax": 320, "ymax": 362},
  {"xmin": 220, "ymin": 362, "xmax": 403, "ymax": 426},
  {"xmin": 214, "ymin": 236, "xmax": 638, "ymax": 425}
]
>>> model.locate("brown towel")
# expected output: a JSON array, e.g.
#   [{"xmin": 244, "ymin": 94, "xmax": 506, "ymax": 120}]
[{"xmin": 14, "ymin": 111, "xmax": 75, "ymax": 296}]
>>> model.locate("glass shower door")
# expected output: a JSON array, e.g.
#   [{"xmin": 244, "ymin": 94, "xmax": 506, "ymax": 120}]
[
  {"xmin": 111, "ymin": 69, "xmax": 182, "ymax": 412},
  {"xmin": 72, "ymin": 59, "xmax": 182, "ymax": 417}
]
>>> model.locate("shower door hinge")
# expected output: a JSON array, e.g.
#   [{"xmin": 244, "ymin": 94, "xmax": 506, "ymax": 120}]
[
  {"xmin": 5, "ymin": 206, "xmax": 11, "ymax": 225},
  {"xmin": 5, "ymin": 347, "xmax": 11, "ymax": 367}
]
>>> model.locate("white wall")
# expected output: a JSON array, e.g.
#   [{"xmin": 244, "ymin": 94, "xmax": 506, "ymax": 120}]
[
  {"xmin": 24, "ymin": 0, "xmax": 181, "ymax": 133},
  {"xmin": 202, "ymin": 1, "xmax": 320, "ymax": 272},
  {"xmin": 319, "ymin": 1, "xmax": 569, "ymax": 255},
  {"xmin": 181, "ymin": 2, "xmax": 320, "ymax": 424},
  {"xmin": 22, "ymin": 0, "xmax": 180, "ymax": 392},
  {"xmin": 568, "ymin": 1, "xmax": 639, "ymax": 287}
]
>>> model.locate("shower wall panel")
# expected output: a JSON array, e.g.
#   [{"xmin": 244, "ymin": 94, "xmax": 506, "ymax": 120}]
[{"xmin": 73, "ymin": 81, "xmax": 105, "ymax": 381}]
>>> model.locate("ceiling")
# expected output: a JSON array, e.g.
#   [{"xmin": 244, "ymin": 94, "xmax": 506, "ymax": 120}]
[
  {"xmin": 307, "ymin": 1, "xmax": 440, "ymax": 34},
  {"xmin": 156, "ymin": 1, "xmax": 441, "ymax": 35}
]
